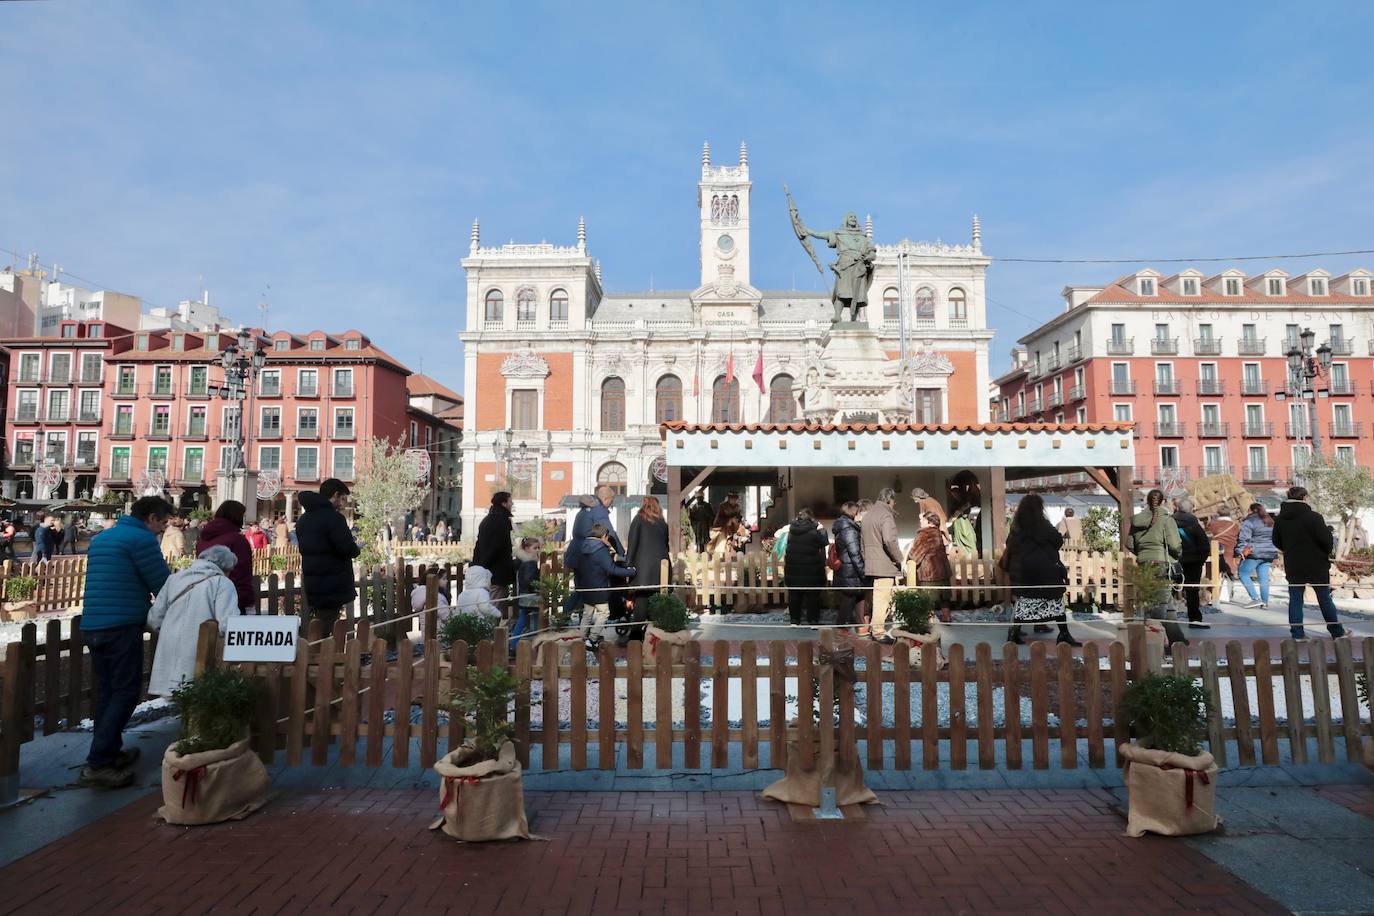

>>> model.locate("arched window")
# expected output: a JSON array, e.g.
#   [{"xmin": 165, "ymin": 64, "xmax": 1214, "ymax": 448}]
[
  {"xmin": 601, "ymin": 377, "xmax": 626, "ymax": 432},
  {"xmin": 882, "ymin": 287, "xmax": 899, "ymax": 322},
  {"xmin": 655, "ymin": 375, "xmax": 683, "ymax": 424},
  {"xmin": 516, "ymin": 287, "xmax": 536, "ymax": 322},
  {"xmin": 483, "ymin": 289, "xmax": 503, "ymax": 323},
  {"xmin": 769, "ymin": 374, "xmax": 798, "ymax": 423},
  {"xmin": 712, "ymin": 375, "xmax": 740, "ymax": 424},
  {"xmin": 597, "ymin": 461, "xmax": 627, "ymax": 497},
  {"xmin": 915, "ymin": 286, "xmax": 935, "ymax": 322},
  {"xmin": 549, "ymin": 289, "xmax": 569, "ymax": 322},
  {"xmin": 948, "ymin": 287, "xmax": 967, "ymax": 323}
]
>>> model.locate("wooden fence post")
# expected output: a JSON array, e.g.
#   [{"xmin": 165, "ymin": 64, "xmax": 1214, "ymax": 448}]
[
  {"xmin": 424, "ymin": 573, "xmax": 439, "ymax": 642},
  {"xmin": 192, "ymin": 619, "xmax": 221, "ymax": 676},
  {"xmin": 0, "ymin": 635, "xmax": 35, "ymax": 806}
]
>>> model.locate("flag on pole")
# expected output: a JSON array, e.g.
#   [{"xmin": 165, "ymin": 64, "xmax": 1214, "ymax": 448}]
[
  {"xmin": 725, "ymin": 350, "xmax": 734, "ymax": 385},
  {"xmin": 692, "ymin": 349, "xmax": 700, "ymax": 397},
  {"xmin": 752, "ymin": 347, "xmax": 765, "ymax": 393}
]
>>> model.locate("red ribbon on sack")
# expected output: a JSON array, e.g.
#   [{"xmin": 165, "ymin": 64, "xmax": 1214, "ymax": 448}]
[
  {"xmin": 172, "ymin": 765, "xmax": 208, "ymax": 808},
  {"xmin": 439, "ymin": 775, "xmax": 481, "ymax": 813},
  {"xmin": 1158, "ymin": 764, "xmax": 1210, "ymax": 811},
  {"xmin": 647, "ymin": 633, "xmax": 661, "ymax": 653}
]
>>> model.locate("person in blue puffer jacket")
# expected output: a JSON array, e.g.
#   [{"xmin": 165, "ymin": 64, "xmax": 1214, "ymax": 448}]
[
  {"xmin": 569, "ymin": 523, "xmax": 635, "ymax": 652},
  {"xmin": 1235, "ymin": 502, "xmax": 1279, "ymax": 608},
  {"xmin": 79, "ymin": 496, "xmax": 174, "ymax": 788}
]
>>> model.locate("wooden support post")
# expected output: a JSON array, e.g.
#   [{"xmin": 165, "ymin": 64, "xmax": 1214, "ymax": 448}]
[
  {"xmin": 1116, "ymin": 465, "xmax": 1135, "ymax": 551},
  {"xmin": 989, "ymin": 465, "xmax": 1007, "ymax": 558},
  {"xmin": 668, "ymin": 464, "xmax": 682, "ymax": 555}
]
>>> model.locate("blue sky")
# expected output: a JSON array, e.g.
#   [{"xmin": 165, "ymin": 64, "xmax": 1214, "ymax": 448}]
[{"xmin": 4, "ymin": 1, "xmax": 1373, "ymax": 394}]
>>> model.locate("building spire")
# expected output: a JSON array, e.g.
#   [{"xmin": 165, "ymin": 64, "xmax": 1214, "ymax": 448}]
[
  {"xmin": 577, "ymin": 215, "xmax": 586, "ymax": 252},
  {"xmin": 738, "ymin": 141, "xmax": 747, "ymax": 166},
  {"xmin": 972, "ymin": 214, "xmax": 982, "ymax": 251},
  {"xmin": 594, "ymin": 259, "xmax": 602, "ymax": 283},
  {"xmin": 864, "ymin": 213, "xmax": 873, "ymax": 239},
  {"xmin": 469, "ymin": 218, "xmax": 480, "ymax": 253},
  {"xmin": 701, "ymin": 140, "xmax": 710, "ymax": 168}
]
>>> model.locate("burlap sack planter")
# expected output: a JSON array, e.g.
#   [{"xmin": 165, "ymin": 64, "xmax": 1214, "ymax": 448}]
[
  {"xmin": 1118, "ymin": 743, "xmax": 1221, "ymax": 837},
  {"xmin": 158, "ymin": 738, "xmax": 271, "ymax": 826},
  {"xmin": 762, "ymin": 736, "xmax": 878, "ymax": 808},
  {"xmin": 644, "ymin": 626, "xmax": 692, "ymax": 661},
  {"xmin": 529, "ymin": 630, "xmax": 583, "ymax": 668},
  {"xmin": 430, "ymin": 741, "xmax": 532, "ymax": 842},
  {"xmin": 1114, "ymin": 620, "xmax": 1168, "ymax": 665},
  {"xmin": 1361, "ymin": 736, "xmax": 1374, "ymax": 774},
  {"xmin": 892, "ymin": 622, "xmax": 950, "ymax": 669}
]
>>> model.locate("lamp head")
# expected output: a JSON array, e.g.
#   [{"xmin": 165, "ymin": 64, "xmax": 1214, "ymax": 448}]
[
  {"xmin": 1300, "ymin": 327, "xmax": 1316, "ymax": 352},
  {"xmin": 1317, "ymin": 342, "xmax": 1333, "ymax": 371},
  {"xmin": 1286, "ymin": 347, "xmax": 1303, "ymax": 377},
  {"xmin": 237, "ymin": 329, "xmax": 251, "ymax": 351}
]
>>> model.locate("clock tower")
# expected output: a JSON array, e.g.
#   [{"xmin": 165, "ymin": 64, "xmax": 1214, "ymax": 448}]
[{"xmin": 698, "ymin": 140, "xmax": 751, "ymax": 291}]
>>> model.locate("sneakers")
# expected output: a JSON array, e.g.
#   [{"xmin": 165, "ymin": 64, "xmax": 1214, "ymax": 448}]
[
  {"xmin": 77, "ymin": 765, "xmax": 134, "ymax": 789},
  {"xmin": 115, "ymin": 747, "xmax": 140, "ymax": 769},
  {"xmin": 583, "ymin": 636, "xmax": 603, "ymax": 653},
  {"xmin": 1188, "ymin": 622, "xmax": 1212, "ymax": 630},
  {"xmin": 1243, "ymin": 601, "xmax": 1265, "ymax": 609}
]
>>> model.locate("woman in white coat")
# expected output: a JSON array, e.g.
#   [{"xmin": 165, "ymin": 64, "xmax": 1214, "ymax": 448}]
[{"xmin": 147, "ymin": 545, "xmax": 242, "ymax": 697}]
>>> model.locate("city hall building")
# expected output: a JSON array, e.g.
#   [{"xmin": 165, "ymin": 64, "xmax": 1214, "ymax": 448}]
[{"xmin": 457, "ymin": 143, "xmax": 994, "ymax": 534}]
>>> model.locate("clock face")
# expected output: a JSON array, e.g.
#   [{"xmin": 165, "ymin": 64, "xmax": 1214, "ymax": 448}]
[{"xmin": 717, "ymin": 234, "xmax": 735, "ymax": 252}]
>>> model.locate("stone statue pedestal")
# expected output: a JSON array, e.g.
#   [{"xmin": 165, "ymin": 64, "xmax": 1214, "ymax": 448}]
[
  {"xmin": 216, "ymin": 469, "xmax": 260, "ymax": 523},
  {"xmin": 800, "ymin": 325, "xmax": 906, "ymax": 425}
]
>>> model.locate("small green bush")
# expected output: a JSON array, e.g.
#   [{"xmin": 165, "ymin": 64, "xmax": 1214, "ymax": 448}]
[
  {"xmin": 269, "ymin": 554, "xmax": 289, "ymax": 571},
  {"xmin": 1120, "ymin": 673, "xmax": 1211, "ymax": 755},
  {"xmin": 890, "ymin": 589, "xmax": 934, "ymax": 634},
  {"xmin": 189, "ymin": 508, "xmax": 213, "ymax": 523},
  {"xmin": 448, "ymin": 665, "xmax": 520, "ymax": 761},
  {"xmin": 440, "ymin": 613, "xmax": 496, "ymax": 663},
  {"xmin": 4, "ymin": 575, "xmax": 38, "ymax": 602},
  {"xmin": 1124, "ymin": 559, "xmax": 1172, "ymax": 613},
  {"xmin": 171, "ymin": 667, "xmax": 263, "ymax": 756},
  {"xmin": 536, "ymin": 573, "xmax": 572, "ymax": 627},
  {"xmin": 169, "ymin": 556, "xmax": 194, "ymax": 572},
  {"xmin": 647, "ymin": 593, "xmax": 691, "ymax": 633}
]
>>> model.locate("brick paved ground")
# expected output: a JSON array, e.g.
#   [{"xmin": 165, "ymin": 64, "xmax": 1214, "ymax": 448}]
[
  {"xmin": 1313, "ymin": 783, "xmax": 1374, "ymax": 820},
  {"xmin": 0, "ymin": 788, "xmax": 1292, "ymax": 915}
]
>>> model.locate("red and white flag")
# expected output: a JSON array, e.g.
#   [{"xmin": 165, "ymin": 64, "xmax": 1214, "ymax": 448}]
[
  {"xmin": 724, "ymin": 350, "xmax": 734, "ymax": 384},
  {"xmin": 752, "ymin": 347, "xmax": 765, "ymax": 393}
]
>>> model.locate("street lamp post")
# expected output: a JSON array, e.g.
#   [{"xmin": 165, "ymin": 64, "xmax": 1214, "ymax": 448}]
[
  {"xmin": 209, "ymin": 329, "xmax": 268, "ymax": 520},
  {"xmin": 1282, "ymin": 327, "xmax": 1333, "ymax": 472}
]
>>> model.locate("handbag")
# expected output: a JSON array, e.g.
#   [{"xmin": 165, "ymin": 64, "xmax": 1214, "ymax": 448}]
[
  {"xmin": 1168, "ymin": 561, "xmax": 1184, "ymax": 584},
  {"xmin": 826, "ymin": 542, "xmax": 842, "ymax": 572}
]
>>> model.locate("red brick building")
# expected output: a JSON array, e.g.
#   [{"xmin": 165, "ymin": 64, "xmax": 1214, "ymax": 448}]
[
  {"xmin": 993, "ymin": 267, "xmax": 1374, "ymax": 495},
  {"xmin": 3, "ymin": 320, "xmax": 412, "ymax": 514}
]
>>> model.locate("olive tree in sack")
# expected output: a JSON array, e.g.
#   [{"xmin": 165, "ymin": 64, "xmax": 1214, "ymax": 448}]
[
  {"xmin": 1119, "ymin": 673, "xmax": 1221, "ymax": 837},
  {"xmin": 431, "ymin": 666, "xmax": 532, "ymax": 842},
  {"xmin": 159, "ymin": 668, "xmax": 270, "ymax": 825}
]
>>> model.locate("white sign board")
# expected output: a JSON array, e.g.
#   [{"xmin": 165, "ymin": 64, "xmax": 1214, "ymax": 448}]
[{"xmin": 222, "ymin": 615, "xmax": 301, "ymax": 663}]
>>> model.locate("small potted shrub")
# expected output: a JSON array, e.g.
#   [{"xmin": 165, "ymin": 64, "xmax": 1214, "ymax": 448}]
[
  {"xmin": 1117, "ymin": 560, "xmax": 1173, "ymax": 662},
  {"xmin": 269, "ymin": 554, "xmax": 290, "ymax": 572},
  {"xmin": 644, "ymin": 593, "xmax": 693, "ymax": 660},
  {"xmin": 1118, "ymin": 673, "xmax": 1221, "ymax": 837},
  {"xmin": 526, "ymin": 573, "xmax": 582, "ymax": 667},
  {"xmin": 439, "ymin": 613, "xmax": 496, "ymax": 665},
  {"xmin": 1, "ymin": 574, "xmax": 39, "ymax": 621},
  {"xmin": 158, "ymin": 667, "xmax": 271, "ymax": 826},
  {"xmin": 430, "ymin": 666, "xmax": 531, "ymax": 842},
  {"xmin": 889, "ymin": 589, "xmax": 945, "ymax": 668}
]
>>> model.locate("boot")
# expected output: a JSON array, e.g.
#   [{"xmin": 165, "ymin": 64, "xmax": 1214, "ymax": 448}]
[
  {"xmin": 1006, "ymin": 625, "xmax": 1026, "ymax": 645},
  {"xmin": 1056, "ymin": 617, "xmax": 1082, "ymax": 647}
]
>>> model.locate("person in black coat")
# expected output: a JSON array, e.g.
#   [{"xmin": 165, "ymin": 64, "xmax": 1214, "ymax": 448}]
[
  {"xmin": 296, "ymin": 478, "xmax": 361, "ymax": 630},
  {"xmin": 1003, "ymin": 494, "xmax": 1079, "ymax": 646},
  {"xmin": 831, "ymin": 502, "xmax": 866, "ymax": 626},
  {"xmin": 784, "ymin": 508, "xmax": 830, "ymax": 625},
  {"xmin": 1172, "ymin": 497, "xmax": 1212, "ymax": 629},
  {"xmin": 1272, "ymin": 486, "xmax": 1348, "ymax": 640},
  {"xmin": 472, "ymin": 492, "xmax": 516, "ymax": 600}
]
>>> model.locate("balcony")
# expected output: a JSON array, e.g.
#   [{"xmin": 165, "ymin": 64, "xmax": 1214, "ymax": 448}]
[
  {"xmin": 1329, "ymin": 337, "xmax": 1354, "ymax": 356},
  {"xmin": 259, "ymin": 427, "xmax": 283, "ymax": 440},
  {"xmin": 1046, "ymin": 391, "xmax": 1064, "ymax": 408},
  {"xmin": 1026, "ymin": 361, "xmax": 1043, "ymax": 379},
  {"xmin": 112, "ymin": 383, "xmax": 138, "ymax": 399},
  {"xmin": 1153, "ymin": 378, "xmax": 1181, "ymax": 395},
  {"xmin": 16, "ymin": 371, "xmax": 40, "ymax": 384},
  {"xmin": 1242, "ymin": 421, "xmax": 1274, "ymax": 437},
  {"xmin": 184, "ymin": 425, "xmax": 209, "ymax": 441},
  {"xmin": 45, "ymin": 409, "xmax": 70, "ymax": 423},
  {"xmin": 1241, "ymin": 377, "xmax": 1269, "ymax": 396},
  {"xmin": 1150, "ymin": 466, "xmax": 1189, "ymax": 484},
  {"xmin": 1286, "ymin": 421, "xmax": 1312, "ymax": 438},
  {"xmin": 259, "ymin": 384, "xmax": 282, "ymax": 398},
  {"xmin": 1196, "ymin": 378, "xmax": 1226, "ymax": 396},
  {"xmin": 1106, "ymin": 338, "xmax": 1134, "ymax": 356},
  {"xmin": 296, "ymin": 426, "xmax": 320, "ymax": 440},
  {"xmin": 9, "ymin": 455, "xmax": 33, "ymax": 469},
  {"xmin": 1012, "ymin": 403, "xmax": 1027, "ymax": 420},
  {"xmin": 1026, "ymin": 397, "xmax": 1043, "ymax": 415},
  {"xmin": 1237, "ymin": 337, "xmax": 1266, "ymax": 356},
  {"xmin": 1329, "ymin": 422, "xmax": 1362, "ymax": 438},
  {"xmin": 102, "ymin": 470, "xmax": 132, "ymax": 484},
  {"xmin": 177, "ymin": 469, "xmax": 206, "ymax": 485},
  {"xmin": 109, "ymin": 422, "xmax": 135, "ymax": 440},
  {"xmin": 1327, "ymin": 378, "xmax": 1354, "ymax": 396},
  {"xmin": 1193, "ymin": 337, "xmax": 1222, "ymax": 355},
  {"xmin": 75, "ymin": 410, "xmax": 101, "ymax": 425},
  {"xmin": 79, "ymin": 370, "xmax": 103, "ymax": 385},
  {"xmin": 1150, "ymin": 337, "xmax": 1179, "ymax": 355},
  {"xmin": 13, "ymin": 408, "xmax": 38, "ymax": 425},
  {"xmin": 149, "ymin": 384, "xmax": 175, "ymax": 399},
  {"xmin": 549, "ymin": 319, "xmax": 569, "ymax": 332},
  {"xmin": 1067, "ymin": 342, "xmax": 1084, "ymax": 363},
  {"xmin": 1197, "ymin": 422, "xmax": 1230, "ymax": 438},
  {"xmin": 1067, "ymin": 383, "xmax": 1085, "ymax": 401},
  {"xmin": 1109, "ymin": 379, "xmax": 1137, "ymax": 396},
  {"xmin": 42, "ymin": 451, "xmax": 70, "ymax": 468},
  {"xmin": 294, "ymin": 467, "xmax": 320, "ymax": 482},
  {"xmin": 297, "ymin": 385, "xmax": 319, "ymax": 399},
  {"xmin": 1197, "ymin": 465, "xmax": 1230, "ymax": 479},
  {"xmin": 332, "ymin": 385, "xmax": 355, "ymax": 398},
  {"xmin": 1244, "ymin": 466, "xmax": 1279, "ymax": 483},
  {"xmin": 332, "ymin": 426, "xmax": 355, "ymax": 440},
  {"xmin": 948, "ymin": 317, "xmax": 969, "ymax": 329},
  {"xmin": 185, "ymin": 385, "xmax": 210, "ymax": 399},
  {"xmin": 147, "ymin": 426, "xmax": 172, "ymax": 441},
  {"xmin": 74, "ymin": 452, "xmax": 98, "ymax": 469},
  {"xmin": 47, "ymin": 371, "xmax": 71, "ymax": 386},
  {"xmin": 1153, "ymin": 422, "xmax": 1184, "ymax": 438},
  {"xmin": 1046, "ymin": 355, "xmax": 1062, "ymax": 373}
]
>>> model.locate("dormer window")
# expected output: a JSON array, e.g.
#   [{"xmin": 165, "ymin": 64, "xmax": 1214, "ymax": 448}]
[
  {"xmin": 1354, "ymin": 278, "xmax": 1370, "ymax": 296},
  {"xmin": 1267, "ymin": 277, "xmax": 1285, "ymax": 296},
  {"xmin": 172, "ymin": 334, "xmax": 184, "ymax": 352},
  {"xmin": 136, "ymin": 333, "xmax": 149, "ymax": 350},
  {"xmin": 345, "ymin": 339, "xmax": 361, "ymax": 351},
  {"xmin": 1137, "ymin": 277, "xmax": 1157, "ymax": 296},
  {"xmin": 274, "ymin": 339, "xmax": 289, "ymax": 351},
  {"xmin": 88, "ymin": 323, "xmax": 102, "ymax": 337},
  {"xmin": 310, "ymin": 339, "xmax": 325, "ymax": 352},
  {"xmin": 1223, "ymin": 277, "xmax": 1241, "ymax": 296},
  {"xmin": 1309, "ymin": 277, "xmax": 1328, "ymax": 296},
  {"xmin": 1181, "ymin": 277, "xmax": 1199, "ymax": 296}
]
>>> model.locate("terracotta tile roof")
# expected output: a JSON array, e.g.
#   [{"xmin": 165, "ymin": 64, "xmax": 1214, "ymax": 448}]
[
  {"xmin": 1088, "ymin": 273, "xmax": 1371, "ymax": 306},
  {"xmin": 407, "ymin": 373, "xmax": 463, "ymax": 402},
  {"xmin": 661, "ymin": 421, "xmax": 1135, "ymax": 434}
]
